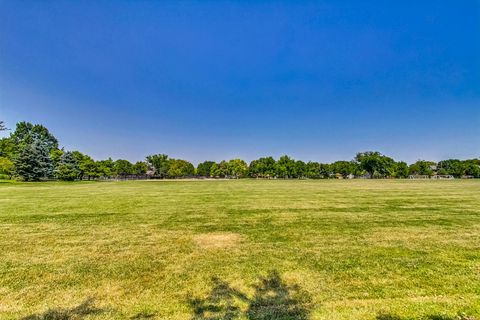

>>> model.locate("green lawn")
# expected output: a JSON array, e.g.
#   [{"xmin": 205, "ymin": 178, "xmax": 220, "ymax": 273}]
[{"xmin": 0, "ymin": 180, "xmax": 479, "ymax": 319}]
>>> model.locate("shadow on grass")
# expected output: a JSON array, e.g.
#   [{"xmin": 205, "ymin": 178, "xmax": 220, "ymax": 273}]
[
  {"xmin": 130, "ymin": 311, "xmax": 157, "ymax": 319},
  {"xmin": 188, "ymin": 270, "xmax": 312, "ymax": 320},
  {"xmin": 377, "ymin": 312, "xmax": 477, "ymax": 320},
  {"xmin": 21, "ymin": 298, "xmax": 105, "ymax": 320}
]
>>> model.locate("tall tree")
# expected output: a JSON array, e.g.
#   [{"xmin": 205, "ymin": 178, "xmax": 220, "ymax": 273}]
[
  {"xmin": 226, "ymin": 159, "xmax": 248, "ymax": 178},
  {"xmin": 114, "ymin": 159, "xmax": 134, "ymax": 177},
  {"xmin": 0, "ymin": 121, "xmax": 7, "ymax": 131},
  {"xmin": 304, "ymin": 161, "xmax": 321, "ymax": 179},
  {"xmin": 210, "ymin": 161, "xmax": 228, "ymax": 178},
  {"xmin": 355, "ymin": 151, "xmax": 395, "ymax": 178},
  {"xmin": 55, "ymin": 151, "xmax": 80, "ymax": 181},
  {"xmin": 331, "ymin": 161, "xmax": 358, "ymax": 178},
  {"xmin": 97, "ymin": 158, "xmax": 115, "ymax": 178},
  {"xmin": 14, "ymin": 139, "xmax": 53, "ymax": 181},
  {"xmin": 133, "ymin": 161, "xmax": 148, "ymax": 175},
  {"xmin": 464, "ymin": 159, "xmax": 480, "ymax": 178},
  {"xmin": 275, "ymin": 155, "xmax": 296, "ymax": 178},
  {"xmin": 146, "ymin": 154, "xmax": 170, "ymax": 178},
  {"xmin": 392, "ymin": 161, "xmax": 409, "ymax": 178},
  {"xmin": 168, "ymin": 159, "xmax": 195, "ymax": 178},
  {"xmin": 0, "ymin": 157, "xmax": 15, "ymax": 178},
  {"xmin": 10, "ymin": 121, "xmax": 58, "ymax": 154},
  {"xmin": 409, "ymin": 160, "xmax": 436, "ymax": 177},
  {"xmin": 437, "ymin": 159, "xmax": 465, "ymax": 178},
  {"xmin": 249, "ymin": 157, "xmax": 276, "ymax": 178},
  {"xmin": 197, "ymin": 161, "xmax": 216, "ymax": 177}
]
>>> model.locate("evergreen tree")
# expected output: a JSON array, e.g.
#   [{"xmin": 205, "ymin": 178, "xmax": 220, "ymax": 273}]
[
  {"xmin": 14, "ymin": 139, "xmax": 53, "ymax": 181},
  {"xmin": 55, "ymin": 151, "xmax": 80, "ymax": 181}
]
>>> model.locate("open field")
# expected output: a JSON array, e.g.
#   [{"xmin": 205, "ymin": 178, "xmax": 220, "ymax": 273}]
[{"xmin": 0, "ymin": 180, "xmax": 479, "ymax": 319}]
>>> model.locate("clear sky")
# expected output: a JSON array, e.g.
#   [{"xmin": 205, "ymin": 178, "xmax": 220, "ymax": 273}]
[{"xmin": 1, "ymin": 1, "xmax": 479, "ymax": 164}]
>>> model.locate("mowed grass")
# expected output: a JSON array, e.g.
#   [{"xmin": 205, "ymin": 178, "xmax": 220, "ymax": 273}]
[{"xmin": 0, "ymin": 180, "xmax": 479, "ymax": 319}]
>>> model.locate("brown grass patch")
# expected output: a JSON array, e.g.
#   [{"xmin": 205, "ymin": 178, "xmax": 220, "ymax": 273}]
[{"xmin": 193, "ymin": 232, "xmax": 242, "ymax": 249}]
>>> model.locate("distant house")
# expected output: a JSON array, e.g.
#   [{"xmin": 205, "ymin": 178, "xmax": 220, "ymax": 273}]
[
  {"xmin": 431, "ymin": 175, "xmax": 454, "ymax": 180},
  {"xmin": 408, "ymin": 175, "xmax": 430, "ymax": 179},
  {"xmin": 146, "ymin": 170, "xmax": 155, "ymax": 178}
]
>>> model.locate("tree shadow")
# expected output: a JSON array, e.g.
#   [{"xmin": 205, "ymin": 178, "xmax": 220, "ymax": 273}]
[
  {"xmin": 189, "ymin": 276, "xmax": 249, "ymax": 320},
  {"xmin": 376, "ymin": 312, "xmax": 477, "ymax": 320},
  {"xmin": 188, "ymin": 271, "xmax": 312, "ymax": 320},
  {"xmin": 21, "ymin": 298, "xmax": 105, "ymax": 320},
  {"xmin": 130, "ymin": 311, "xmax": 157, "ymax": 319}
]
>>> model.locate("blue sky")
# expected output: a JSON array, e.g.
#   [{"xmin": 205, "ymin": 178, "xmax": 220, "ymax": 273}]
[{"xmin": 1, "ymin": 1, "xmax": 479, "ymax": 164}]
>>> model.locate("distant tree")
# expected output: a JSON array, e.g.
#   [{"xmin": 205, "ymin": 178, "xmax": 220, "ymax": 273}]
[
  {"xmin": 248, "ymin": 157, "xmax": 276, "ymax": 178},
  {"xmin": 50, "ymin": 149, "xmax": 64, "ymax": 167},
  {"xmin": 409, "ymin": 160, "xmax": 436, "ymax": 177},
  {"xmin": 114, "ymin": 159, "xmax": 134, "ymax": 177},
  {"xmin": 304, "ymin": 161, "xmax": 321, "ymax": 179},
  {"xmin": 226, "ymin": 159, "xmax": 248, "ymax": 178},
  {"xmin": 275, "ymin": 155, "xmax": 296, "ymax": 178},
  {"xmin": 133, "ymin": 161, "xmax": 148, "ymax": 175},
  {"xmin": 392, "ymin": 161, "xmax": 409, "ymax": 178},
  {"xmin": 331, "ymin": 161, "xmax": 358, "ymax": 178},
  {"xmin": 14, "ymin": 139, "xmax": 53, "ymax": 181},
  {"xmin": 10, "ymin": 121, "xmax": 58, "ymax": 154},
  {"xmin": 55, "ymin": 151, "xmax": 80, "ymax": 181},
  {"xmin": 294, "ymin": 160, "xmax": 307, "ymax": 179},
  {"xmin": 0, "ymin": 121, "xmax": 7, "ymax": 131},
  {"xmin": 355, "ymin": 151, "xmax": 395, "ymax": 178},
  {"xmin": 66, "ymin": 153, "xmax": 100, "ymax": 180},
  {"xmin": 464, "ymin": 159, "xmax": 480, "ymax": 178},
  {"xmin": 0, "ymin": 137, "xmax": 15, "ymax": 159},
  {"xmin": 210, "ymin": 161, "xmax": 228, "ymax": 178},
  {"xmin": 197, "ymin": 161, "xmax": 216, "ymax": 177},
  {"xmin": 168, "ymin": 159, "xmax": 195, "ymax": 178},
  {"xmin": 97, "ymin": 158, "xmax": 115, "ymax": 178},
  {"xmin": 146, "ymin": 154, "xmax": 170, "ymax": 178},
  {"xmin": 437, "ymin": 159, "xmax": 465, "ymax": 178},
  {"xmin": 70, "ymin": 151, "xmax": 94, "ymax": 180},
  {"xmin": 0, "ymin": 156, "xmax": 15, "ymax": 178}
]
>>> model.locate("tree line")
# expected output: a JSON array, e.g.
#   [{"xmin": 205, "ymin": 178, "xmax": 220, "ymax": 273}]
[{"xmin": 0, "ymin": 121, "xmax": 479, "ymax": 181}]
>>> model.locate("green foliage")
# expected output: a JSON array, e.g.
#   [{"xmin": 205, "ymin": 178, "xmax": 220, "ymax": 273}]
[
  {"xmin": 54, "ymin": 151, "xmax": 80, "ymax": 181},
  {"xmin": 409, "ymin": 160, "xmax": 436, "ymax": 176},
  {"xmin": 331, "ymin": 161, "xmax": 358, "ymax": 178},
  {"xmin": 133, "ymin": 161, "xmax": 149, "ymax": 175},
  {"xmin": 464, "ymin": 159, "xmax": 480, "ymax": 178},
  {"xmin": 0, "ymin": 137, "xmax": 14, "ymax": 159},
  {"xmin": 50, "ymin": 149, "xmax": 64, "ymax": 167},
  {"xmin": 294, "ymin": 160, "xmax": 307, "ymax": 179},
  {"xmin": 0, "ymin": 156, "xmax": 15, "ymax": 178},
  {"xmin": 210, "ymin": 161, "xmax": 228, "ymax": 178},
  {"xmin": 226, "ymin": 159, "xmax": 248, "ymax": 178},
  {"xmin": 13, "ymin": 139, "xmax": 53, "ymax": 181},
  {"xmin": 275, "ymin": 155, "xmax": 296, "ymax": 178},
  {"xmin": 355, "ymin": 151, "xmax": 395, "ymax": 178},
  {"xmin": 437, "ymin": 159, "xmax": 465, "ymax": 178},
  {"xmin": 392, "ymin": 161, "xmax": 409, "ymax": 178},
  {"xmin": 10, "ymin": 121, "xmax": 58, "ymax": 154},
  {"xmin": 168, "ymin": 159, "xmax": 195, "ymax": 178},
  {"xmin": 249, "ymin": 157, "xmax": 276, "ymax": 178},
  {"xmin": 196, "ymin": 161, "xmax": 216, "ymax": 177},
  {"xmin": 114, "ymin": 159, "xmax": 134, "ymax": 177},
  {"xmin": 4, "ymin": 121, "xmax": 480, "ymax": 181},
  {"xmin": 96, "ymin": 158, "xmax": 115, "ymax": 178},
  {"xmin": 146, "ymin": 154, "xmax": 170, "ymax": 178}
]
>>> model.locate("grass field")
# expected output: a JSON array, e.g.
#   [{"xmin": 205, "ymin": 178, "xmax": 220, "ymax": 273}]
[{"xmin": 0, "ymin": 180, "xmax": 479, "ymax": 319}]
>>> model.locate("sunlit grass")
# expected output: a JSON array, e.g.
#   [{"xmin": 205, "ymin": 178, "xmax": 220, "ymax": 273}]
[{"xmin": 0, "ymin": 180, "xmax": 479, "ymax": 319}]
